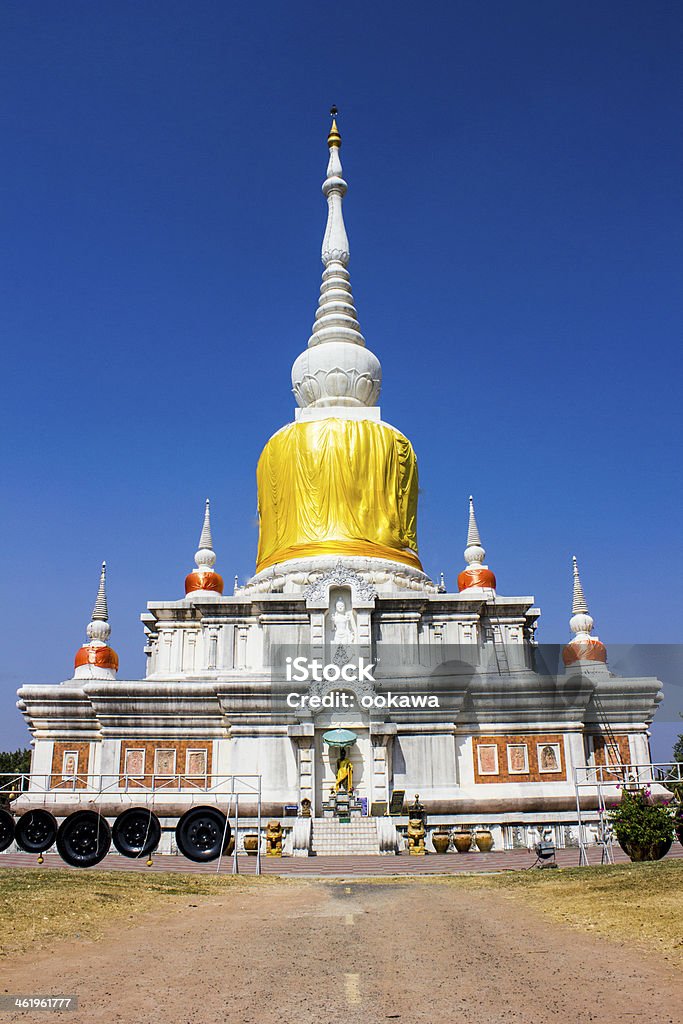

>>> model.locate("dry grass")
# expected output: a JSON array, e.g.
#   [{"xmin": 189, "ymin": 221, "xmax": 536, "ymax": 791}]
[
  {"xmin": 454, "ymin": 859, "xmax": 683, "ymax": 964},
  {"xmin": 0, "ymin": 870, "xmax": 257, "ymax": 957}
]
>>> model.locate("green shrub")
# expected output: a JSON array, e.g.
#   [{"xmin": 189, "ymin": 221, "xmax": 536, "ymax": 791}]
[{"xmin": 608, "ymin": 786, "xmax": 676, "ymax": 846}]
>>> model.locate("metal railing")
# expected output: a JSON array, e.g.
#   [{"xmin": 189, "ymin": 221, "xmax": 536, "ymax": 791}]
[{"xmin": 573, "ymin": 761, "xmax": 683, "ymax": 867}]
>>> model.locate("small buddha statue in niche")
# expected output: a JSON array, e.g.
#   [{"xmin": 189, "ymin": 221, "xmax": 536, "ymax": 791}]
[{"xmin": 331, "ymin": 597, "xmax": 355, "ymax": 644}]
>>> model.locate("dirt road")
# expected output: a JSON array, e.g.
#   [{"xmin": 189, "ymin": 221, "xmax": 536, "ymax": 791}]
[{"xmin": 2, "ymin": 879, "xmax": 679, "ymax": 1023}]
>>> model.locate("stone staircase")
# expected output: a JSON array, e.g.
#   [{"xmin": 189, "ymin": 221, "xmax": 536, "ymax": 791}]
[{"xmin": 310, "ymin": 817, "xmax": 381, "ymax": 856}]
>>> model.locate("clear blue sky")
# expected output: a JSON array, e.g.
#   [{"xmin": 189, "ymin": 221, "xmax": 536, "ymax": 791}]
[{"xmin": 1, "ymin": 2, "xmax": 681, "ymax": 754}]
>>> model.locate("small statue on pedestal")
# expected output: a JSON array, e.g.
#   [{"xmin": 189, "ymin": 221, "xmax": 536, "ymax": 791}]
[
  {"xmin": 334, "ymin": 747, "xmax": 353, "ymax": 793},
  {"xmin": 265, "ymin": 819, "xmax": 283, "ymax": 857},
  {"xmin": 331, "ymin": 597, "xmax": 355, "ymax": 644},
  {"xmin": 407, "ymin": 818, "xmax": 426, "ymax": 856}
]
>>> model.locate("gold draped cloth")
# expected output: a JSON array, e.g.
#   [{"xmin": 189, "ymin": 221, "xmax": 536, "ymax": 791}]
[{"xmin": 256, "ymin": 418, "xmax": 422, "ymax": 573}]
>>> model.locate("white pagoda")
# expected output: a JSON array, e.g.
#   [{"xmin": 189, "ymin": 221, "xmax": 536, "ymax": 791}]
[{"xmin": 15, "ymin": 116, "xmax": 662, "ymax": 856}]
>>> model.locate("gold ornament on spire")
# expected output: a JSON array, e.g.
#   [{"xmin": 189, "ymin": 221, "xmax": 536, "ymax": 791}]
[{"xmin": 328, "ymin": 105, "xmax": 341, "ymax": 148}]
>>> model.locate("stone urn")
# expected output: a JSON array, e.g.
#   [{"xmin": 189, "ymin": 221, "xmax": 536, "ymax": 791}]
[
  {"xmin": 243, "ymin": 834, "xmax": 259, "ymax": 856},
  {"xmin": 452, "ymin": 831, "xmax": 472, "ymax": 854},
  {"xmin": 431, "ymin": 830, "xmax": 450, "ymax": 855},
  {"xmin": 618, "ymin": 837, "xmax": 672, "ymax": 862},
  {"xmin": 474, "ymin": 829, "xmax": 494, "ymax": 853}
]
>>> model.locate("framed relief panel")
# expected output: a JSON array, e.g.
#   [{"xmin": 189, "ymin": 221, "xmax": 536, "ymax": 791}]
[
  {"xmin": 124, "ymin": 748, "xmax": 145, "ymax": 778},
  {"xmin": 506, "ymin": 743, "xmax": 529, "ymax": 774},
  {"xmin": 61, "ymin": 750, "xmax": 79, "ymax": 781},
  {"xmin": 185, "ymin": 749, "xmax": 208, "ymax": 777},
  {"xmin": 154, "ymin": 748, "xmax": 177, "ymax": 777},
  {"xmin": 476, "ymin": 744, "xmax": 499, "ymax": 776},
  {"xmin": 537, "ymin": 742, "xmax": 562, "ymax": 774}
]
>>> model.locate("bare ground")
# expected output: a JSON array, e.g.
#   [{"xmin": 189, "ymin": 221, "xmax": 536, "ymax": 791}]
[{"xmin": 1, "ymin": 878, "xmax": 680, "ymax": 1024}]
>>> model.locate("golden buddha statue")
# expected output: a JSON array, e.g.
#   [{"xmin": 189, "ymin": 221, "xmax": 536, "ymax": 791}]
[{"xmin": 334, "ymin": 748, "xmax": 353, "ymax": 793}]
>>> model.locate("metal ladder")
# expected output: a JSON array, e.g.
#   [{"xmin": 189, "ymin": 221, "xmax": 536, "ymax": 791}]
[
  {"xmin": 486, "ymin": 596, "xmax": 510, "ymax": 676},
  {"xmin": 592, "ymin": 694, "xmax": 624, "ymax": 864}
]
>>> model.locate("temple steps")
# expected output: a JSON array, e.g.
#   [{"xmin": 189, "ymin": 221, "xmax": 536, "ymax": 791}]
[{"xmin": 310, "ymin": 817, "xmax": 380, "ymax": 856}]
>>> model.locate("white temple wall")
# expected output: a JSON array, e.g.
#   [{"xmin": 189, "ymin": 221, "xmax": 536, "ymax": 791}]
[
  {"xmin": 455, "ymin": 735, "xmax": 476, "ymax": 787},
  {"xmin": 391, "ymin": 729, "xmax": 457, "ymax": 798},
  {"xmin": 29, "ymin": 739, "xmax": 53, "ymax": 779},
  {"xmin": 225, "ymin": 734, "xmax": 297, "ymax": 801},
  {"xmin": 564, "ymin": 731, "xmax": 585, "ymax": 778}
]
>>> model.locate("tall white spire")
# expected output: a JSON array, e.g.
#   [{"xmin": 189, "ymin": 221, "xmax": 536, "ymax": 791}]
[
  {"xmin": 569, "ymin": 555, "xmax": 593, "ymax": 635},
  {"xmin": 291, "ymin": 110, "xmax": 382, "ymax": 410},
  {"xmin": 310, "ymin": 115, "xmax": 363, "ymax": 348},
  {"xmin": 86, "ymin": 562, "xmax": 111, "ymax": 643},
  {"xmin": 464, "ymin": 496, "xmax": 485, "ymax": 567},
  {"xmin": 194, "ymin": 498, "xmax": 216, "ymax": 571},
  {"xmin": 91, "ymin": 561, "xmax": 109, "ymax": 621}
]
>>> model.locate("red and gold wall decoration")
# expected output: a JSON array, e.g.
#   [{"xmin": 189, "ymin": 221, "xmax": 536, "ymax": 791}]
[
  {"xmin": 50, "ymin": 741, "xmax": 91, "ymax": 789},
  {"xmin": 472, "ymin": 734, "xmax": 567, "ymax": 784},
  {"xmin": 118, "ymin": 740, "xmax": 213, "ymax": 788}
]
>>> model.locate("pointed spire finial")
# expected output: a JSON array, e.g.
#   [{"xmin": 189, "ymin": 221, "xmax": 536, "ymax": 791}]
[
  {"xmin": 571, "ymin": 555, "xmax": 588, "ymax": 615},
  {"xmin": 569, "ymin": 555, "xmax": 594, "ymax": 636},
  {"xmin": 328, "ymin": 105, "xmax": 341, "ymax": 148},
  {"xmin": 291, "ymin": 110, "xmax": 382, "ymax": 409},
  {"xmin": 194, "ymin": 498, "xmax": 216, "ymax": 570},
  {"xmin": 86, "ymin": 562, "xmax": 111, "ymax": 643},
  {"xmin": 464, "ymin": 496, "xmax": 485, "ymax": 565},
  {"xmin": 233, "ymin": 574, "xmax": 239, "ymax": 595},
  {"xmin": 198, "ymin": 498, "xmax": 214, "ymax": 552},
  {"xmin": 467, "ymin": 495, "xmax": 482, "ymax": 548},
  {"xmin": 92, "ymin": 561, "xmax": 109, "ymax": 621}
]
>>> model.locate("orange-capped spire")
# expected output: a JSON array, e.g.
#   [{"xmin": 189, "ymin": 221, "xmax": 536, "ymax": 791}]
[
  {"xmin": 457, "ymin": 496, "xmax": 496, "ymax": 592},
  {"xmin": 185, "ymin": 499, "xmax": 224, "ymax": 596},
  {"xmin": 562, "ymin": 556, "xmax": 607, "ymax": 666},
  {"xmin": 74, "ymin": 562, "xmax": 119, "ymax": 678}
]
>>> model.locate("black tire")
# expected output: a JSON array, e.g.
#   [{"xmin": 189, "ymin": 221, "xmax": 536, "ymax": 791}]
[
  {"xmin": 56, "ymin": 811, "xmax": 111, "ymax": 868},
  {"xmin": 175, "ymin": 806, "xmax": 231, "ymax": 863},
  {"xmin": 0, "ymin": 809, "xmax": 14, "ymax": 852},
  {"xmin": 112, "ymin": 808, "xmax": 161, "ymax": 859},
  {"xmin": 15, "ymin": 810, "xmax": 58, "ymax": 854}
]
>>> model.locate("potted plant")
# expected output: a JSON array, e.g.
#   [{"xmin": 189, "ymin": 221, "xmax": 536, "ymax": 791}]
[{"xmin": 608, "ymin": 786, "xmax": 676, "ymax": 862}]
